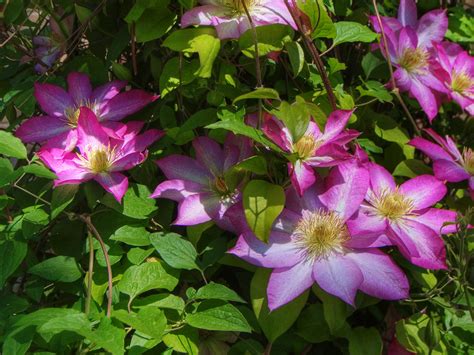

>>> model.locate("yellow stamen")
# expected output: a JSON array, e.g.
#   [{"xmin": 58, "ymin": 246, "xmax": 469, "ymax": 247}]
[
  {"xmin": 462, "ymin": 148, "xmax": 474, "ymax": 175},
  {"xmin": 451, "ymin": 71, "xmax": 473, "ymax": 94},
  {"xmin": 294, "ymin": 210, "xmax": 348, "ymax": 261},
  {"xmin": 373, "ymin": 188, "xmax": 415, "ymax": 220},
  {"xmin": 293, "ymin": 135, "xmax": 322, "ymax": 160},
  {"xmin": 399, "ymin": 47, "xmax": 429, "ymax": 74},
  {"xmin": 88, "ymin": 149, "xmax": 112, "ymax": 173},
  {"xmin": 214, "ymin": 176, "xmax": 229, "ymax": 194},
  {"xmin": 65, "ymin": 107, "xmax": 80, "ymax": 127}
]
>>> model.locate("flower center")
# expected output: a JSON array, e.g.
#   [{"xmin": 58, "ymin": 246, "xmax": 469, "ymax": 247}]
[
  {"xmin": 451, "ymin": 71, "xmax": 473, "ymax": 94},
  {"xmin": 83, "ymin": 147, "xmax": 115, "ymax": 174},
  {"xmin": 462, "ymin": 148, "xmax": 474, "ymax": 175},
  {"xmin": 64, "ymin": 100, "xmax": 98, "ymax": 127},
  {"xmin": 214, "ymin": 176, "xmax": 229, "ymax": 194},
  {"xmin": 373, "ymin": 188, "xmax": 415, "ymax": 220},
  {"xmin": 399, "ymin": 47, "xmax": 429, "ymax": 73},
  {"xmin": 294, "ymin": 210, "xmax": 348, "ymax": 261},
  {"xmin": 293, "ymin": 135, "xmax": 321, "ymax": 160},
  {"xmin": 219, "ymin": 0, "xmax": 259, "ymax": 15}
]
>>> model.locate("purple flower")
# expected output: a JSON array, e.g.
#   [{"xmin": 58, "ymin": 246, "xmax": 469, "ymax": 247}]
[
  {"xmin": 432, "ymin": 42, "xmax": 474, "ymax": 115},
  {"xmin": 230, "ymin": 162, "xmax": 409, "ymax": 310},
  {"xmin": 410, "ymin": 128, "xmax": 474, "ymax": 199},
  {"xmin": 370, "ymin": 0, "xmax": 448, "ymax": 121},
  {"xmin": 150, "ymin": 135, "xmax": 253, "ymax": 229},
  {"xmin": 16, "ymin": 72, "xmax": 158, "ymax": 146},
  {"xmin": 38, "ymin": 108, "xmax": 163, "ymax": 202},
  {"xmin": 181, "ymin": 0, "xmax": 296, "ymax": 40},
  {"xmin": 348, "ymin": 162, "xmax": 456, "ymax": 270},
  {"xmin": 262, "ymin": 110, "xmax": 359, "ymax": 195}
]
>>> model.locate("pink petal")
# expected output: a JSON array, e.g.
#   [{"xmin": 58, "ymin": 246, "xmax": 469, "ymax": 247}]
[
  {"xmin": 55, "ymin": 168, "xmax": 94, "ymax": 185},
  {"xmin": 228, "ymin": 231, "xmax": 301, "ymax": 269},
  {"xmin": 15, "ymin": 116, "xmax": 69, "ymax": 143},
  {"xmin": 267, "ymin": 262, "xmax": 313, "ymax": 310},
  {"xmin": 273, "ymin": 208, "xmax": 300, "ymax": 234},
  {"xmin": 111, "ymin": 152, "xmax": 146, "ymax": 171},
  {"xmin": 76, "ymin": 107, "xmax": 109, "ymax": 153},
  {"xmin": 289, "ymin": 161, "xmax": 316, "ymax": 196},
  {"xmin": 193, "ymin": 136, "xmax": 224, "ymax": 176},
  {"xmin": 322, "ymin": 109, "xmax": 353, "ymax": 142},
  {"xmin": 121, "ymin": 129, "xmax": 164, "ymax": 154},
  {"xmin": 347, "ymin": 249, "xmax": 409, "ymax": 300},
  {"xmin": 67, "ymin": 72, "xmax": 92, "ymax": 105},
  {"xmin": 411, "ymin": 208, "xmax": 457, "ymax": 235},
  {"xmin": 262, "ymin": 114, "xmax": 291, "ymax": 151},
  {"xmin": 214, "ymin": 18, "xmax": 241, "ymax": 39},
  {"xmin": 174, "ymin": 192, "xmax": 220, "ymax": 225},
  {"xmin": 368, "ymin": 162, "xmax": 396, "ymax": 194},
  {"xmin": 319, "ymin": 162, "xmax": 369, "ymax": 221},
  {"xmin": 150, "ymin": 179, "xmax": 203, "ymax": 202},
  {"xmin": 433, "ymin": 159, "xmax": 470, "ymax": 182},
  {"xmin": 408, "ymin": 78, "xmax": 440, "ymax": 121},
  {"xmin": 95, "ymin": 172, "xmax": 129, "ymax": 203},
  {"xmin": 409, "ymin": 137, "xmax": 452, "ymax": 161},
  {"xmin": 399, "ymin": 175, "xmax": 447, "ymax": 210},
  {"xmin": 346, "ymin": 210, "xmax": 388, "ymax": 240},
  {"xmin": 34, "ymin": 82, "xmax": 74, "ymax": 117},
  {"xmin": 99, "ymin": 90, "xmax": 157, "ymax": 122},
  {"xmin": 313, "ymin": 255, "xmax": 363, "ymax": 306},
  {"xmin": 156, "ymin": 155, "xmax": 212, "ymax": 185},
  {"xmin": 92, "ymin": 80, "xmax": 127, "ymax": 103},
  {"xmin": 397, "ymin": 0, "xmax": 417, "ymax": 28},
  {"xmin": 389, "ymin": 219, "xmax": 447, "ymax": 269},
  {"xmin": 416, "ymin": 9, "xmax": 448, "ymax": 48},
  {"xmin": 181, "ymin": 5, "xmax": 227, "ymax": 27}
]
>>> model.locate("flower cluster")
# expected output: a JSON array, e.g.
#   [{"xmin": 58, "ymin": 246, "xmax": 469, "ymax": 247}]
[
  {"xmin": 16, "ymin": 72, "xmax": 161, "ymax": 202},
  {"xmin": 370, "ymin": 0, "xmax": 474, "ymax": 121}
]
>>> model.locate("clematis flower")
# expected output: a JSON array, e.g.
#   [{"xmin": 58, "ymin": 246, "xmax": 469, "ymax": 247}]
[
  {"xmin": 37, "ymin": 107, "xmax": 163, "ymax": 202},
  {"xmin": 229, "ymin": 162, "xmax": 409, "ymax": 309},
  {"xmin": 410, "ymin": 128, "xmax": 474, "ymax": 199},
  {"xmin": 370, "ymin": 0, "xmax": 448, "ymax": 121},
  {"xmin": 370, "ymin": 0, "xmax": 448, "ymax": 49},
  {"xmin": 16, "ymin": 72, "xmax": 158, "ymax": 146},
  {"xmin": 150, "ymin": 134, "xmax": 252, "ymax": 230},
  {"xmin": 348, "ymin": 162, "xmax": 457, "ymax": 270},
  {"xmin": 431, "ymin": 42, "xmax": 474, "ymax": 115},
  {"xmin": 262, "ymin": 110, "xmax": 359, "ymax": 195},
  {"xmin": 181, "ymin": 0, "xmax": 296, "ymax": 40}
]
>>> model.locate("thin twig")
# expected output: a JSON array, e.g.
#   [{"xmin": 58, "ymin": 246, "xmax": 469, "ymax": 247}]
[
  {"xmin": 130, "ymin": 23, "xmax": 138, "ymax": 76},
  {"xmin": 85, "ymin": 233, "xmax": 95, "ymax": 316},
  {"xmin": 371, "ymin": 0, "xmax": 421, "ymax": 135},
  {"xmin": 283, "ymin": 0, "xmax": 337, "ymax": 111},
  {"xmin": 78, "ymin": 214, "xmax": 113, "ymax": 318}
]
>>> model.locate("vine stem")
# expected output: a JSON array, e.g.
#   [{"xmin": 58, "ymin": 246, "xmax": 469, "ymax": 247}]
[
  {"xmin": 78, "ymin": 214, "xmax": 113, "ymax": 318},
  {"xmin": 371, "ymin": 0, "xmax": 421, "ymax": 135},
  {"xmin": 283, "ymin": 0, "xmax": 337, "ymax": 111}
]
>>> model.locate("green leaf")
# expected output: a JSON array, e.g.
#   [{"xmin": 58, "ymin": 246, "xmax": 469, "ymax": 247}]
[
  {"xmin": 118, "ymin": 260, "xmax": 179, "ymax": 302},
  {"xmin": 239, "ymin": 24, "xmax": 293, "ymax": 57},
  {"xmin": 233, "ymin": 156, "xmax": 268, "ymax": 175},
  {"xmin": 362, "ymin": 52, "xmax": 383, "ymax": 79},
  {"xmin": 135, "ymin": 8, "xmax": 176, "ymax": 43},
  {"xmin": 20, "ymin": 163, "xmax": 57, "ymax": 179},
  {"xmin": 313, "ymin": 285, "xmax": 352, "ymax": 335},
  {"xmin": 296, "ymin": 304, "xmax": 331, "ymax": 343},
  {"xmin": 374, "ymin": 115, "xmax": 413, "ymax": 151},
  {"xmin": 233, "ymin": 88, "xmax": 281, "ymax": 104},
  {"xmin": 186, "ymin": 300, "xmax": 251, "ymax": 332},
  {"xmin": 273, "ymin": 99, "xmax": 316, "ymax": 142},
  {"xmin": 163, "ymin": 326, "xmax": 199, "ymax": 355},
  {"xmin": 0, "ymin": 158, "xmax": 15, "ymax": 187},
  {"xmin": 110, "ymin": 225, "xmax": 151, "ymax": 246},
  {"xmin": 159, "ymin": 57, "xmax": 200, "ymax": 97},
  {"xmin": 357, "ymin": 138, "xmax": 383, "ymax": 154},
  {"xmin": 0, "ymin": 240, "xmax": 27, "ymax": 288},
  {"xmin": 102, "ymin": 183, "xmax": 157, "ymax": 220},
  {"xmin": 348, "ymin": 327, "xmax": 383, "ymax": 355},
  {"xmin": 114, "ymin": 307, "xmax": 166, "ymax": 339},
  {"xmin": 0, "ymin": 131, "xmax": 27, "ymax": 159},
  {"xmin": 297, "ymin": 0, "xmax": 335, "ymax": 38},
  {"xmin": 333, "ymin": 21, "xmax": 378, "ymax": 46},
  {"xmin": 194, "ymin": 282, "xmax": 246, "ymax": 303},
  {"xmin": 357, "ymin": 80, "xmax": 393, "ymax": 103},
  {"xmin": 51, "ymin": 185, "xmax": 78, "ymax": 219},
  {"xmin": 393, "ymin": 159, "xmax": 433, "ymax": 178},
  {"xmin": 111, "ymin": 62, "xmax": 133, "ymax": 81},
  {"xmin": 251, "ymin": 268, "xmax": 308, "ymax": 342},
  {"xmin": 150, "ymin": 232, "xmax": 199, "ymax": 270},
  {"xmin": 243, "ymin": 180, "xmax": 285, "ymax": 243},
  {"xmin": 285, "ymin": 41, "xmax": 305, "ymax": 77},
  {"xmin": 28, "ymin": 256, "xmax": 82, "ymax": 283}
]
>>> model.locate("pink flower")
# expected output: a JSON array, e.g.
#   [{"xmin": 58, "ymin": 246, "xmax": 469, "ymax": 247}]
[
  {"xmin": 348, "ymin": 162, "xmax": 456, "ymax": 270},
  {"xmin": 431, "ymin": 42, "xmax": 474, "ymax": 115},
  {"xmin": 150, "ymin": 134, "xmax": 252, "ymax": 230},
  {"xmin": 38, "ymin": 108, "xmax": 163, "ymax": 202},
  {"xmin": 229, "ymin": 162, "xmax": 409, "ymax": 310},
  {"xmin": 370, "ymin": 0, "xmax": 448, "ymax": 121},
  {"xmin": 371, "ymin": 0, "xmax": 448, "ymax": 48},
  {"xmin": 410, "ymin": 128, "xmax": 474, "ymax": 199},
  {"xmin": 181, "ymin": 0, "xmax": 296, "ymax": 40},
  {"xmin": 16, "ymin": 72, "xmax": 158, "ymax": 146},
  {"xmin": 262, "ymin": 110, "xmax": 359, "ymax": 195}
]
